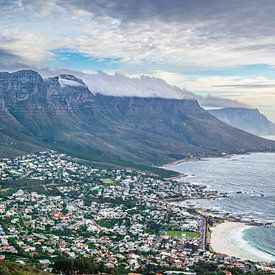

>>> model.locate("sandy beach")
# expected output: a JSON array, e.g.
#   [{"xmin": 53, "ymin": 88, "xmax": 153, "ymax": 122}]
[
  {"xmin": 210, "ymin": 221, "xmax": 274, "ymax": 263},
  {"xmin": 160, "ymin": 159, "xmax": 187, "ymax": 168}
]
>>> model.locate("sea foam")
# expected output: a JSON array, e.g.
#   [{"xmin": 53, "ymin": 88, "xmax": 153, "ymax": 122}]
[{"xmin": 229, "ymin": 226, "xmax": 275, "ymax": 263}]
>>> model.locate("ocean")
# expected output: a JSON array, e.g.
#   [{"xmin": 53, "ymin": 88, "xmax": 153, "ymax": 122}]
[{"xmin": 167, "ymin": 152, "xmax": 275, "ymax": 262}]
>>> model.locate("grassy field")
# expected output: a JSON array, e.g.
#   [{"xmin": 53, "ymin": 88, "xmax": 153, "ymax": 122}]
[
  {"xmin": 165, "ymin": 230, "xmax": 200, "ymax": 238},
  {"xmin": 101, "ymin": 178, "xmax": 114, "ymax": 184}
]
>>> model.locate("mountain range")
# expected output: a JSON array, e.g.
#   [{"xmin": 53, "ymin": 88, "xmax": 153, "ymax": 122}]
[
  {"xmin": 0, "ymin": 70, "xmax": 274, "ymax": 173},
  {"xmin": 209, "ymin": 108, "xmax": 275, "ymax": 136},
  {"xmin": 41, "ymin": 69, "xmax": 247, "ymax": 109}
]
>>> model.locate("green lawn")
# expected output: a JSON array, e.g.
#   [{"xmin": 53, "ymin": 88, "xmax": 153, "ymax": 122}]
[
  {"xmin": 165, "ymin": 230, "xmax": 200, "ymax": 238},
  {"xmin": 101, "ymin": 178, "xmax": 114, "ymax": 184},
  {"xmin": 96, "ymin": 218, "xmax": 120, "ymax": 228}
]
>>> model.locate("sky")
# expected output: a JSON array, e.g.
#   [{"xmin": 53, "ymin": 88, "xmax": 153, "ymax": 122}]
[{"xmin": 1, "ymin": 0, "xmax": 275, "ymax": 121}]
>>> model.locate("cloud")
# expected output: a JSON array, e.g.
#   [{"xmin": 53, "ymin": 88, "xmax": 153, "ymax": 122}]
[
  {"xmin": 0, "ymin": 48, "xmax": 32, "ymax": 70},
  {"xmin": 38, "ymin": 66, "xmax": 248, "ymax": 110},
  {"xmin": 57, "ymin": 1, "xmax": 273, "ymax": 26},
  {"xmin": 213, "ymin": 84, "xmax": 275, "ymax": 89},
  {"xmin": 0, "ymin": 48, "xmax": 20, "ymax": 62},
  {"xmin": 56, "ymin": 0, "xmax": 275, "ymax": 42},
  {"xmin": 146, "ymin": 70, "xmax": 275, "ymax": 116},
  {"xmin": 0, "ymin": 25, "xmax": 54, "ymax": 65},
  {"xmin": 0, "ymin": 0, "xmax": 22, "ymax": 10},
  {"xmin": 0, "ymin": 0, "xmax": 62, "ymax": 17},
  {"xmin": 1, "ymin": 0, "xmax": 275, "ymax": 69}
]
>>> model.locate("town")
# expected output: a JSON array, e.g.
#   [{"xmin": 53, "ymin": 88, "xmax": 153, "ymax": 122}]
[{"xmin": 0, "ymin": 151, "xmax": 273, "ymax": 274}]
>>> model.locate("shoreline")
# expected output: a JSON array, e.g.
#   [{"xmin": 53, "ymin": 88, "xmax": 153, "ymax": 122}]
[
  {"xmin": 163, "ymin": 152, "xmax": 275, "ymax": 264},
  {"xmin": 210, "ymin": 221, "xmax": 275, "ymax": 263},
  {"xmin": 162, "ymin": 151, "xmax": 275, "ymax": 170},
  {"xmin": 160, "ymin": 158, "xmax": 189, "ymax": 168},
  {"xmin": 166, "ymin": 193, "xmax": 227, "ymax": 202}
]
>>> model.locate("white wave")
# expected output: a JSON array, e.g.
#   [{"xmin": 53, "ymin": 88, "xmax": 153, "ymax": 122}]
[{"xmin": 229, "ymin": 226, "xmax": 275, "ymax": 263}]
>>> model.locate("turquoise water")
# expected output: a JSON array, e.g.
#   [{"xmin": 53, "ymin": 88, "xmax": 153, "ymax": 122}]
[
  {"xmin": 168, "ymin": 152, "xmax": 275, "ymax": 262},
  {"xmin": 243, "ymin": 227, "xmax": 275, "ymax": 260}
]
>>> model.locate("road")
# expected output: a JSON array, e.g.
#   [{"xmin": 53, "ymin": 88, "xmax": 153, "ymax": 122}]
[{"xmin": 200, "ymin": 216, "xmax": 207, "ymax": 251}]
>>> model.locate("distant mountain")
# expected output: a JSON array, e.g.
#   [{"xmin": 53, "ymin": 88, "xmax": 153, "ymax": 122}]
[
  {"xmin": 0, "ymin": 70, "xmax": 274, "ymax": 170},
  {"xmin": 209, "ymin": 107, "xmax": 275, "ymax": 136}
]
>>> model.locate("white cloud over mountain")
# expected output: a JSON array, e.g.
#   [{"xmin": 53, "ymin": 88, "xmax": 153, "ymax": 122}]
[
  {"xmin": 0, "ymin": 0, "xmax": 275, "ymax": 120},
  {"xmin": 41, "ymin": 68, "xmax": 246, "ymax": 109}
]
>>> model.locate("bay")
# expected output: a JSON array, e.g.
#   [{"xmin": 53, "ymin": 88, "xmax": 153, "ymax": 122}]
[{"xmin": 167, "ymin": 152, "xmax": 275, "ymax": 262}]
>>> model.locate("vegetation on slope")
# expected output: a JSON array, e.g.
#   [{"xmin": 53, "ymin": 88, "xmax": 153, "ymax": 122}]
[{"xmin": 0, "ymin": 261, "xmax": 50, "ymax": 275}]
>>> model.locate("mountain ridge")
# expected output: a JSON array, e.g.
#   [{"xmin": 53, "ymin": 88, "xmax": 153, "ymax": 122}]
[
  {"xmin": 0, "ymin": 69, "xmax": 274, "ymax": 170},
  {"xmin": 39, "ymin": 68, "xmax": 247, "ymax": 108},
  {"xmin": 209, "ymin": 107, "xmax": 275, "ymax": 136}
]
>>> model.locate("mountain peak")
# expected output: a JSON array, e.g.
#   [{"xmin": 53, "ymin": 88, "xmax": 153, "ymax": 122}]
[
  {"xmin": 209, "ymin": 107, "xmax": 275, "ymax": 136},
  {"xmin": 0, "ymin": 70, "xmax": 44, "ymax": 83},
  {"xmin": 58, "ymin": 74, "xmax": 87, "ymax": 88}
]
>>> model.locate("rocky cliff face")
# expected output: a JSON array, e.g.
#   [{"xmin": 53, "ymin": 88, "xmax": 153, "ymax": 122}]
[
  {"xmin": 0, "ymin": 70, "xmax": 274, "ymax": 166},
  {"xmin": 46, "ymin": 74, "xmax": 96, "ymax": 113},
  {"xmin": 209, "ymin": 107, "xmax": 275, "ymax": 136},
  {"xmin": 0, "ymin": 70, "xmax": 45, "ymax": 107},
  {"xmin": 0, "ymin": 71, "xmax": 46, "ymax": 156}
]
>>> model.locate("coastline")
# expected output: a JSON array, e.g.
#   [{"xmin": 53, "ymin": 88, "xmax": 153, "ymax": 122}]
[
  {"xmin": 210, "ymin": 221, "xmax": 275, "ymax": 263},
  {"xmin": 161, "ymin": 151, "xmax": 275, "ymax": 170},
  {"xmin": 164, "ymin": 153, "xmax": 275, "ymax": 265},
  {"xmin": 160, "ymin": 158, "xmax": 188, "ymax": 168}
]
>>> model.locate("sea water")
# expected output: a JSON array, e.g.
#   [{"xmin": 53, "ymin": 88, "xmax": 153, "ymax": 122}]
[{"xmin": 167, "ymin": 152, "xmax": 275, "ymax": 262}]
